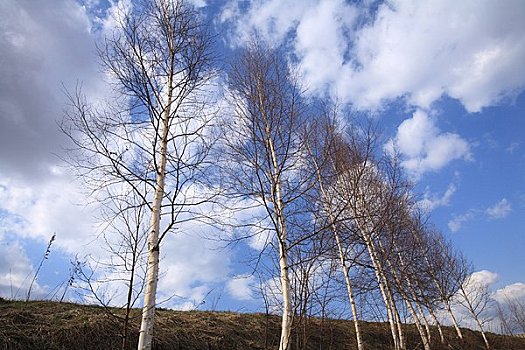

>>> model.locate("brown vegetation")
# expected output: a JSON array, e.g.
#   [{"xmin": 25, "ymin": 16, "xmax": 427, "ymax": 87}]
[{"xmin": 1, "ymin": 299, "xmax": 524, "ymax": 350}]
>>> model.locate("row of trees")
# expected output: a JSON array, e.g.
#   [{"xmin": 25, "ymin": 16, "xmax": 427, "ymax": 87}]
[
  {"xmin": 60, "ymin": 1, "xmax": 504, "ymax": 350},
  {"xmin": 222, "ymin": 44, "xmax": 496, "ymax": 350}
]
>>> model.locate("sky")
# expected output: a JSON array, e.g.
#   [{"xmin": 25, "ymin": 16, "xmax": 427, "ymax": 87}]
[{"xmin": 0, "ymin": 0, "xmax": 524, "ymax": 327}]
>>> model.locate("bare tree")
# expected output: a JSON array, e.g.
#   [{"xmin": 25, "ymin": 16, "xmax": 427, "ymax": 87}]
[
  {"xmin": 219, "ymin": 42, "xmax": 313, "ymax": 350},
  {"xmin": 304, "ymin": 111, "xmax": 367, "ymax": 350},
  {"xmin": 496, "ymin": 295, "xmax": 525, "ymax": 335},
  {"xmin": 329, "ymin": 125, "xmax": 406, "ymax": 350},
  {"xmin": 456, "ymin": 266, "xmax": 493, "ymax": 350},
  {"xmin": 420, "ymin": 229, "xmax": 465, "ymax": 341},
  {"xmin": 61, "ymin": 1, "xmax": 215, "ymax": 349}
]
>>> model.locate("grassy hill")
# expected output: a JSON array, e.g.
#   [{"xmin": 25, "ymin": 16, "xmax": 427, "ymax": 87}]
[{"xmin": 1, "ymin": 298, "xmax": 524, "ymax": 349}]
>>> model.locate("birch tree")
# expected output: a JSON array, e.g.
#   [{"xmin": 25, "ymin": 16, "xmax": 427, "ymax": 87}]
[
  {"xmin": 455, "ymin": 263, "xmax": 493, "ymax": 350},
  {"xmin": 220, "ymin": 42, "xmax": 312, "ymax": 350},
  {"xmin": 305, "ymin": 113, "xmax": 366, "ymax": 350},
  {"xmin": 61, "ymin": 1, "xmax": 215, "ymax": 349},
  {"xmin": 331, "ymin": 127, "xmax": 406, "ymax": 350}
]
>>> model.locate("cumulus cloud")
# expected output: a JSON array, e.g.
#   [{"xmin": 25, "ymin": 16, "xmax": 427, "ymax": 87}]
[
  {"xmin": 440, "ymin": 271, "xmax": 525, "ymax": 334},
  {"xmin": 227, "ymin": 274, "xmax": 256, "ymax": 301},
  {"xmin": 486, "ymin": 198, "xmax": 512, "ymax": 219},
  {"xmin": 418, "ymin": 183, "xmax": 456, "ymax": 212},
  {"xmin": 220, "ymin": 0, "xmax": 525, "ymax": 112},
  {"xmin": 0, "ymin": 242, "xmax": 46, "ymax": 299},
  {"xmin": 294, "ymin": 0, "xmax": 357, "ymax": 94},
  {"xmin": 219, "ymin": 0, "xmax": 314, "ymax": 46},
  {"xmin": 342, "ymin": 0, "xmax": 525, "ymax": 111},
  {"xmin": 386, "ymin": 110, "xmax": 471, "ymax": 177},
  {"xmin": 156, "ymin": 230, "xmax": 231, "ymax": 309},
  {"xmin": 468, "ymin": 270, "xmax": 499, "ymax": 288},
  {"xmin": 0, "ymin": 174, "xmax": 99, "ymax": 254},
  {"xmin": 493, "ymin": 282, "xmax": 525, "ymax": 303}
]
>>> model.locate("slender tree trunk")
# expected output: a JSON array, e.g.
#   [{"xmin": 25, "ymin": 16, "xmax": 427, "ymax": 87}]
[
  {"xmin": 428, "ymin": 307, "xmax": 445, "ymax": 344},
  {"xmin": 277, "ymin": 230, "xmax": 292, "ymax": 350},
  {"xmin": 416, "ymin": 302, "xmax": 432, "ymax": 346},
  {"xmin": 459, "ymin": 286, "xmax": 490, "ymax": 350},
  {"xmin": 415, "ymin": 302, "xmax": 432, "ymax": 346},
  {"xmin": 137, "ymin": 79, "xmax": 173, "ymax": 350},
  {"xmin": 348, "ymin": 186, "xmax": 401, "ymax": 350},
  {"xmin": 479, "ymin": 323, "xmax": 490, "ymax": 350},
  {"xmin": 391, "ymin": 252, "xmax": 431, "ymax": 350},
  {"xmin": 337, "ymin": 239, "xmax": 365, "ymax": 350},
  {"xmin": 385, "ymin": 259, "xmax": 429, "ymax": 350},
  {"xmin": 266, "ymin": 127, "xmax": 292, "ymax": 350},
  {"xmin": 404, "ymin": 299, "xmax": 431, "ymax": 350},
  {"xmin": 391, "ymin": 293, "xmax": 406, "ymax": 350},
  {"xmin": 444, "ymin": 299, "xmax": 463, "ymax": 340},
  {"xmin": 123, "ymin": 248, "xmax": 137, "ymax": 350},
  {"xmin": 309, "ymin": 147, "xmax": 364, "ymax": 350},
  {"xmin": 359, "ymin": 228, "xmax": 400, "ymax": 350}
]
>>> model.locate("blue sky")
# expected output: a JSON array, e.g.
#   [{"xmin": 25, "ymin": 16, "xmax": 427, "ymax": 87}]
[{"xmin": 0, "ymin": 0, "xmax": 524, "ymax": 323}]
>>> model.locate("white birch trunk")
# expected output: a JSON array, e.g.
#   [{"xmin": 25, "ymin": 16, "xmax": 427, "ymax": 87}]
[
  {"xmin": 428, "ymin": 307, "xmax": 445, "ymax": 344},
  {"xmin": 392, "ymin": 251, "xmax": 431, "ymax": 350},
  {"xmin": 137, "ymin": 79, "xmax": 173, "ymax": 350},
  {"xmin": 391, "ymin": 293, "xmax": 406, "ymax": 350},
  {"xmin": 459, "ymin": 286, "xmax": 490, "ymax": 350},
  {"xmin": 445, "ymin": 299, "xmax": 463, "ymax": 340},
  {"xmin": 346, "ymin": 183, "xmax": 401, "ymax": 350},
  {"xmin": 359, "ymin": 225, "xmax": 400, "ymax": 350},
  {"xmin": 404, "ymin": 299, "xmax": 431, "ymax": 350},
  {"xmin": 355, "ymin": 192, "xmax": 406, "ymax": 350},
  {"xmin": 266, "ymin": 127, "xmax": 292, "ymax": 350},
  {"xmin": 416, "ymin": 302, "xmax": 432, "ymax": 346},
  {"xmin": 277, "ymin": 230, "xmax": 292, "ymax": 350},
  {"xmin": 336, "ymin": 236, "xmax": 365, "ymax": 350},
  {"xmin": 309, "ymin": 150, "xmax": 364, "ymax": 350}
]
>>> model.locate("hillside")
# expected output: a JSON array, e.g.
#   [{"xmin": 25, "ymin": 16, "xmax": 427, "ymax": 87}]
[{"xmin": 1, "ymin": 299, "xmax": 524, "ymax": 350}]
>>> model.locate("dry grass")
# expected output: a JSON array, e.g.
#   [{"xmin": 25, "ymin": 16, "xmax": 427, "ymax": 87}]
[{"xmin": 1, "ymin": 298, "xmax": 524, "ymax": 350}]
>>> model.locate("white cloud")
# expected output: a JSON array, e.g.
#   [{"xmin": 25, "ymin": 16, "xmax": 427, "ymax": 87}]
[
  {"xmin": 219, "ymin": 0, "xmax": 314, "ymax": 46},
  {"xmin": 506, "ymin": 142, "xmax": 520, "ymax": 154},
  {"xmin": 227, "ymin": 274, "xmax": 256, "ymax": 301},
  {"xmin": 220, "ymin": 0, "xmax": 525, "ymax": 112},
  {"xmin": 0, "ymin": 0, "xmax": 108, "ymax": 182},
  {"xmin": 294, "ymin": 0, "xmax": 357, "ymax": 95},
  {"xmin": 156, "ymin": 230, "xmax": 231, "ymax": 309},
  {"xmin": 0, "ymin": 241, "xmax": 46, "ymax": 299},
  {"xmin": 99, "ymin": 0, "xmax": 133, "ymax": 35},
  {"xmin": 386, "ymin": 110, "xmax": 471, "ymax": 177},
  {"xmin": 448, "ymin": 210, "xmax": 475, "ymax": 233},
  {"xmin": 493, "ymin": 282, "xmax": 525, "ymax": 303},
  {"xmin": 0, "ymin": 174, "xmax": 99, "ymax": 254},
  {"xmin": 418, "ymin": 183, "xmax": 456, "ymax": 212},
  {"xmin": 486, "ymin": 198, "xmax": 512, "ymax": 219},
  {"xmin": 468, "ymin": 270, "xmax": 499, "ymax": 288},
  {"xmin": 344, "ymin": 0, "xmax": 525, "ymax": 111},
  {"xmin": 447, "ymin": 198, "xmax": 512, "ymax": 232}
]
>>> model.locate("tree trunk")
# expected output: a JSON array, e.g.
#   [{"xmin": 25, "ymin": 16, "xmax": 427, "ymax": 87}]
[
  {"xmin": 309, "ymin": 147, "xmax": 364, "ymax": 350},
  {"xmin": 337, "ymin": 241, "xmax": 364, "ymax": 350},
  {"xmin": 267, "ymin": 127, "xmax": 292, "ymax": 350},
  {"xmin": 428, "ymin": 307, "xmax": 445, "ymax": 344},
  {"xmin": 360, "ymin": 228, "xmax": 400, "ymax": 350},
  {"xmin": 348, "ymin": 186, "xmax": 401, "ymax": 350},
  {"xmin": 278, "ymin": 242, "xmax": 292, "ymax": 350},
  {"xmin": 137, "ymin": 80, "xmax": 173, "ymax": 350}
]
